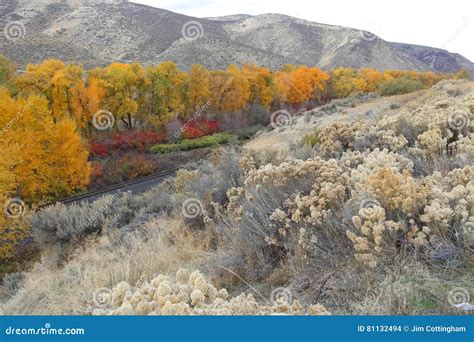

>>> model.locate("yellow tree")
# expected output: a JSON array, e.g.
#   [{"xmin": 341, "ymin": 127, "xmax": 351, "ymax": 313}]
[
  {"xmin": 272, "ymin": 64, "xmax": 302, "ymax": 104},
  {"xmin": 287, "ymin": 66, "xmax": 313, "ymax": 104},
  {"xmin": 223, "ymin": 65, "xmax": 251, "ymax": 112},
  {"xmin": 308, "ymin": 67, "xmax": 329, "ymax": 102},
  {"xmin": 146, "ymin": 61, "xmax": 187, "ymax": 122},
  {"xmin": 16, "ymin": 59, "xmax": 65, "ymax": 101},
  {"xmin": 0, "ymin": 88, "xmax": 91, "ymax": 259},
  {"xmin": 357, "ymin": 68, "xmax": 385, "ymax": 93},
  {"xmin": 0, "ymin": 90, "xmax": 91, "ymax": 202},
  {"xmin": 183, "ymin": 64, "xmax": 210, "ymax": 116},
  {"xmin": 274, "ymin": 66, "xmax": 328, "ymax": 105},
  {"xmin": 51, "ymin": 64, "xmax": 84, "ymax": 119},
  {"xmin": 15, "ymin": 60, "xmax": 84, "ymax": 121},
  {"xmin": 209, "ymin": 66, "xmax": 251, "ymax": 113},
  {"xmin": 91, "ymin": 63, "xmax": 144, "ymax": 129},
  {"xmin": 0, "ymin": 105, "xmax": 24, "ymax": 261},
  {"xmin": 328, "ymin": 67, "xmax": 359, "ymax": 98},
  {"xmin": 242, "ymin": 64, "xmax": 273, "ymax": 109},
  {"xmin": 273, "ymin": 71, "xmax": 290, "ymax": 104},
  {"xmin": 419, "ymin": 71, "xmax": 439, "ymax": 87},
  {"xmin": 131, "ymin": 62, "xmax": 150, "ymax": 122},
  {"xmin": 47, "ymin": 119, "xmax": 92, "ymax": 196},
  {"xmin": 209, "ymin": 70, "xmax": 234, "ymax": 112},
  {"xmin": 71, "ymin": 77, "xmax": 106, "ymax": 134}
]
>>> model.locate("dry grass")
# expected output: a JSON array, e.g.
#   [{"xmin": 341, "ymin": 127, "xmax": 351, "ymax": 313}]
[
  {"xmin": 1, "ymin": 217, "xmax": 211, "ymax": 315},
  {"xmin": 245, "ymin": 81, "xmax": 474, "ymax": 153},
  {"xmin": 2, "ymin": 80, "xmax": 473, "ymax": 315}
]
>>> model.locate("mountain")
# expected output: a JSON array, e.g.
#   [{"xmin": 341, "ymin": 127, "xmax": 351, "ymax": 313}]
[{"xmin": 1, "ymin": 0, "xmax": 473, "ymax": 75}]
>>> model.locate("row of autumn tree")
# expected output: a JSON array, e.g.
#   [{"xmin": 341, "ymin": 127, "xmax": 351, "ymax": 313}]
[
  {"xmin": 2, "ymin": 55, "xmax": 468, "ymax": 135},
  {"xmin": 0, "ymin": 54, "xmax": 469, "ymax": 205},
  {"xmin": 0, "ymin": 54, "xmax": 468, "ymax": 260}
]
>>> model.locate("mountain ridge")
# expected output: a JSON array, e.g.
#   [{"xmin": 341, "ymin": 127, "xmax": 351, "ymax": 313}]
[{"xmin": 0, "ymin": 0, "xmax": 472, "ymax": 75}]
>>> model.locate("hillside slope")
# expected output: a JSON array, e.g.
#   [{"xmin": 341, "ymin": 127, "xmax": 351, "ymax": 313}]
[
  {"xmin": 0, "ymin": 0, "xmax": 473, "ymax": 74},
  {"xmin": 2, "ymin": 80, "xmax": 472, "ymax": 316}
]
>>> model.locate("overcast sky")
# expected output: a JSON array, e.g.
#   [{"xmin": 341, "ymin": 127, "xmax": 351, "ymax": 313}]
[{"xmin": 131, "ymin": 0, "xmax": 474, "ymax": 61}]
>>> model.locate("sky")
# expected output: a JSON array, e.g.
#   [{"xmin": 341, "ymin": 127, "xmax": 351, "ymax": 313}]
[{"xmin": 131, "ymin": 0, "xmax": 474, "ymax": 62}]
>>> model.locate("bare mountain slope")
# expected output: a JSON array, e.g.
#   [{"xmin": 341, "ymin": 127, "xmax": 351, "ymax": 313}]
[{"xmin": 1, "ymin": 0, "xmax": 473, "ymax": 74}]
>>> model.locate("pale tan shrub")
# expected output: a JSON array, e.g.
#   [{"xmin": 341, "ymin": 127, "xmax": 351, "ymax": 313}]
[
  {"xmin": 1, "ymin": 217, "xmax": 210, "ymax": 315},
  {"xmin": 211, "ymin": 156, "xmax": 351, "ymax": 282},
  {"xmin": 319, "ymin": 121, "xmax": 364, "ymax": 157},
  {"xmin": 367, "ymin": 167, "xmax": 427, "ymax": 214},
  {"xmin": 5, "ymin": 81, "xmax": 472, "ymax": 316},
  {"xmin": 92, "ymin": 269, "xmax": 330, "ymax": 316}
]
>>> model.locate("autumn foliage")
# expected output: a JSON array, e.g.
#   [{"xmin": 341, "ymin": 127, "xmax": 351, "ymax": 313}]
[
  {"xmin": 0, "ymin": 90, "xmax": 91, "ymax": 203},
  {"xmin": 0, "ymin": 89, "xmax": 91, "ymax": 260},
  {"xmin": 0, "ymin": 53, "xmax": 467, "ymax": 262},
  {"xmin": 0, "ymin": 54, "xmax": 467, "ymax": 198},
  {"xmin": 8, "ymin": 56, "xmax": 465, "ymax": 139},
  {"xmin": 182, "ymin": 119, "xmax": 220, "ymax": 139}
]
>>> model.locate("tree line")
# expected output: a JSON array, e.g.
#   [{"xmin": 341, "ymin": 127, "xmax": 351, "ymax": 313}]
[
  {"xmin": 2, "ymin": 55, "xmax": 467, "ymax": 134},
  {"xmin": 0, "ymin": 53, "xmax": 468, "ymax": 261}
]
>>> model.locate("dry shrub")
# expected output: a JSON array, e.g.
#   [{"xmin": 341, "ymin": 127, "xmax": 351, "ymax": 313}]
[
  {"xmin": 208, "ymin": 83, "xmax": 473, "ymax": 313},
  {"xmin": 209, "ymin": 157, "xmax": 351, "ymax": 287},
  {"xmin": 1, "ymin": 217, "xmax": 210, "ymax": 315},
  {"xmin": 92, "ymin": 269, "xmax": 331, "ymax": 316},
  {"xmin": 359, "ymin": 263, "xmax": 473, "ymax": 315},
  {"xmin": 319, "ymin": 121, "xmax": 364, "ymax": 157},
  {"xmin": 4, "ymin": 81, "xmax": 472, "ymax": 315}
]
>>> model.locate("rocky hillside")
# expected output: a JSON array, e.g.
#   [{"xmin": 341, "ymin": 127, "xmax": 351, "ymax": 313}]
[{"xmin": 1, "ymin": 0, "xmax": 473, "ymax": 74}]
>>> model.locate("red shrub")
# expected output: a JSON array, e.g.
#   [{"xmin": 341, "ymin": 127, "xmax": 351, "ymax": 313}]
[
  {"xmin": 206, "ymin": 120, "xmax": 220, "ymax": 134},
  {"xmin": 183, "ymin": 126, "xmax": 206, "ymax": 139},
  {"xmin": 182, "ymin": 120, "xmax": 220, "ymax": 139},
  {"xmin": 90, "ymin": 130, "xmax": 166, "ymax": 155},
  {"xmin": 112, "ymin": 130, "xmax": 166, "ymax": 151},
  {"xmin": 89, "ymin": 154, "xmax": 157, "ymax": 188},
  {"xmin": 89, "ymin": 141, "xmax": 110, "ymax": 157},
  {"xmin": 122, "ymin": 154, "xmax": 155, "ymax": 180}
]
